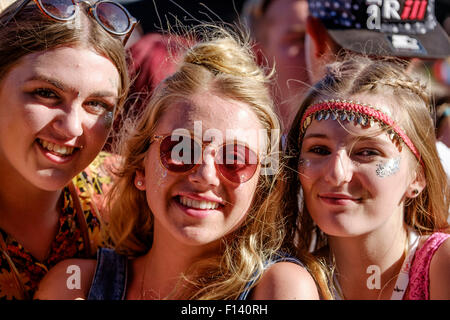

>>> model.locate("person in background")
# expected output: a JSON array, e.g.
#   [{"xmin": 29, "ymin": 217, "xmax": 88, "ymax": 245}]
[
  {"xmin": 35, "ymin": 25, "xmax": 321, "ymax": 300},
  {"xmin": 304, "ymin": 0, "xmax": 450, "ymax": 84},
  {"xmin": 0, "ymin": 0, "xmax": 133, "ymax": 299},
  {"xmin": 241, "ymin": 0, "xmax": 310, "ymax": 132},
  {"xmin": 283, "ymin": 54, "xmax": 449, "ymax": 299}
]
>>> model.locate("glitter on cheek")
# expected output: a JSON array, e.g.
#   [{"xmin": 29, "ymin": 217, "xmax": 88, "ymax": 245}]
[
  {"xmin": 106, "ymin": 111, "xmax": 114, "ymax": 127},
  {"xmin": 375, "ymin": 157, "xmax": 401, "ymax": 178},
  {"xmin": 298, "ymin": 158, "xmax": 312, "ymax": 174},
  {"xmin": 155, "ymin": 168, "xmax": 168, "ymax": 187}
]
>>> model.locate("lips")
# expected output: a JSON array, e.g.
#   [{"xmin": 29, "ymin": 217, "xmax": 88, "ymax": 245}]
[
  {"xmin": 178, "ymin": 195, "xmax": 220, "ymax": 210},
  {"xmin": 36, "ymin": 138, "xmax": 83, "ymax": 164},
  {"xmin": 174, "ymin": 194, "xmax": 224, "ymax": 218},
  {"xmin": 318, "ymin": 193, "xmax": 361, "ymax": 205}
]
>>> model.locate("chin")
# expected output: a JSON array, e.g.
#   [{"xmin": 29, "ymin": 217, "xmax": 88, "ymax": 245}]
[
  {"xmin": 176, "ymin": 227, "xmax": 222, "ymax": 247},
  {"xmin": 314, "ymin": 215, "xmax": 367, "ymax": 238}
]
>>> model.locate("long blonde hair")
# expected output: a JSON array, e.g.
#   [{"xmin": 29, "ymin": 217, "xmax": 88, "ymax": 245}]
[
  {"xmin": 283, "ymin": 54, "xmax": 450, "ymax": 297},
  {"xmin": 105, "ymin": 25, "xmax": 293, "ymax": 299}
]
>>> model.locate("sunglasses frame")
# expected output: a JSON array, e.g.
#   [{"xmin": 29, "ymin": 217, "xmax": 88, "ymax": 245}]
[
  {"xmin": 3, "ymin": 0, "xmax": 137, "ymax": 45},
  {"xmin": 150, "ymin": 133, "xmax": 261, "ymax": 184}
]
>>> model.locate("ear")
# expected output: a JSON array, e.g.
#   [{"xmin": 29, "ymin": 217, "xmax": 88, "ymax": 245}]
[
  {"xmin": 135, "ymin": 170, "xmax": 146, "ymax": 190},
  {"xmin": 405, "ymin": 167, "xmax": 426, "ymax": 198}
]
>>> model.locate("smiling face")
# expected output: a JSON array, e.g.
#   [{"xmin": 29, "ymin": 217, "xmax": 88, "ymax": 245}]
[
  {"xmin": 298, "ymin": 96, "xmax": 423, "ymax": 237},
  {"xmin": 0, "ymin": 46, "xmax": 120, "ymax": 191},
  {"xmin": 135, "ymin": 91, "xmax": 264, "ymax": 248}
]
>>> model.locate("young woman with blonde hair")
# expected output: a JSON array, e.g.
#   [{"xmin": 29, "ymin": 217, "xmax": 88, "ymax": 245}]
[
  {"xmin": 283, "ymin": 54, "xmax": 450, "ymax": 299},
  {"xmin": 35, "ymin": 25, "xmax": 320, "ymax": 300}
]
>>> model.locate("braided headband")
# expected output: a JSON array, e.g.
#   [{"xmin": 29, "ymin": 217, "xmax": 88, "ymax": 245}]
[{"xmin": 299, "ymin": 100, "xmax": 423, "ymax": 166}]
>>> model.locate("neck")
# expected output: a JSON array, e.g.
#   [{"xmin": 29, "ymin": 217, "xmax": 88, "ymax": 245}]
[
  {"xmin": 0, "ymin": 172, "xmax": 62, "ymax": 261},
  {"xmin": 138, "ymin": 230, "xmax": 221, "ymax": 299},
  {"xmin": 0, "ymin": 181, "xmax": 62, "ymax": 228},
  {"xmin": 329, "ymin": 225, "xmax": 408, "ymax": 300}
]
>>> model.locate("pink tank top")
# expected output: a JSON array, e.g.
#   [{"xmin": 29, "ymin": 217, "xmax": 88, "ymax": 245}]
[{"xmin": 403, "ymin": 232, "xmax": 450, "ymax": 300}]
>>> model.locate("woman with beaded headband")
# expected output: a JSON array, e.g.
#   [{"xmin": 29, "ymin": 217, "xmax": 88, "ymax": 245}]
[
  {"xmin": 0, "ymin": 0, "xmax": 132, "ymax": 299},
  {"xmin": 35, "ymin": 25, "xmax": 320, "ymax": 300},
  {"xmin": 282, "ymin": 55, "xmax": 450, "ymax": 299}
]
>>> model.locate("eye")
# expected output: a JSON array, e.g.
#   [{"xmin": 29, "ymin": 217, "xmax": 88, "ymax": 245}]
[
  {"xmin": 307, "ymin": 146, "xmax": 330, "ymax": 156},
  {"xmin": 350, "ymin": 148, "xmax": 384, "ymax": 163},
  {"xmin": 354, "ymin": 149, "xmax": 381, "ymax": 157},
  {"xmin": 84, "ymin": 100, "xmax": 115, "ymax": 115},
  {"xmin": 224, "ymin": 151, "xmax": 246, "ymax": 164},
  {"xmin": 32, "ymin": 88, "xmax": 59, "ymax": 100},
  {"xmin": 222, "ymin": 143, "xmax": 251, "ymax": 164}
]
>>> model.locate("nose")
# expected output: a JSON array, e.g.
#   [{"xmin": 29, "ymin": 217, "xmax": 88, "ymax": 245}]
[
  {"xmin": 188, "ymin": 148, "xmax": 221, "ymax": 187},
  {"xmin": 52, "ymin": 102, "xmax": 84, "ymax": 138},
  {"xmin": 323, "ymin": 150, "xmax": 353, "ymax": 186}
]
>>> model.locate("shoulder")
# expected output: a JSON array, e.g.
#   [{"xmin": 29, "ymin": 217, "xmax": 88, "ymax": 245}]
[
  {"xmin": 34, "ymin": 258, "xmax": 97, "ymax": 300},
  {"xmin": 250, "ymin": 262, "xmax": 320, "ymax": 300},
  {"xmin": 429, "ymin": 234, "xmax": 450, "ymax": 299}
]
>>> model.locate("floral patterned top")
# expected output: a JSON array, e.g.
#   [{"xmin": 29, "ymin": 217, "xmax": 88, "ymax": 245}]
[{"xmin": 0, "ymin": 152, "xmax": 117, "ymax": 300}]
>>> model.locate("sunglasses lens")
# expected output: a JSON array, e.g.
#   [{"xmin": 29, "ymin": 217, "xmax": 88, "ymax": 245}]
[
  {"xmin": 96, "ymin": 2, "xmax": 130, "ymax": 34},
  {"xmin": 160, "ymin": 135, "xmax": 201, "ymax": 173},
  {"xmin": 40, "ymin": 0, "xmax": 76, "ymax": 19},
  {"xmin": 217, "ymin": 144, "xmax": 258, "ymax": 183}
]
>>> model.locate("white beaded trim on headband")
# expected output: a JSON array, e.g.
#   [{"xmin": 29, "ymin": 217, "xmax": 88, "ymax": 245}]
[{"xmin": 299, "ymin": 99, "xmax": 423, "ymax": 166}]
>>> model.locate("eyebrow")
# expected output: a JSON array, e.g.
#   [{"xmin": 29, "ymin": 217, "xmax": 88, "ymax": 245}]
[
  {"xmin": 26, "ymin": 75, "xmax": 118, "ymax": 98},
  {"xmin": 303, "ymin": 132, "xmax": 391, "ymax": 145},
  {"xmin": 303, "ymin": 133, "xmax": 328, "ymax": 140}
]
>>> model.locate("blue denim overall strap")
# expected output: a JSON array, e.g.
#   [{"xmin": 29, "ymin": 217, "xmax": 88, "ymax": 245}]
[
  {"xmin": 87, "ymin": 248, "xmax": 128, "ymax": 300},
  {"xmin": 237, "ymin": 252, "xmax": 305, "ymax": 300}
]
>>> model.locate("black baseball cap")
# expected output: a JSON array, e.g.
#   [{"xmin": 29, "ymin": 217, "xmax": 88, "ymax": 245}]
[{"xmin": 308, "ymin": 0, "xmax": 450, "ymax": 58}]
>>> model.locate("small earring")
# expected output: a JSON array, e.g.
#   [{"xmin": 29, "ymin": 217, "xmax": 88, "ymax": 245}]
[{"xmin": 136, "ymin": 180, "xmax": 143, "ymax": 187}]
